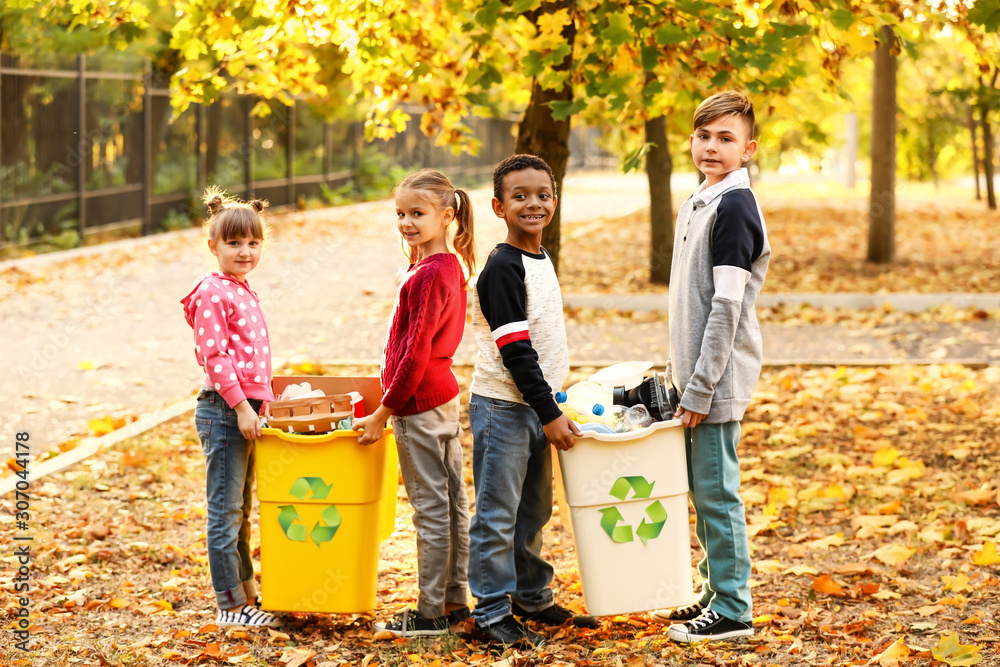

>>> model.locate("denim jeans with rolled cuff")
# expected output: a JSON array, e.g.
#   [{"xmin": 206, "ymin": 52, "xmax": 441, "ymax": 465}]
[
  {"xmin": 195, "ymin": 389, "xmax": 263, "ymax": 610},
  {"xmin": 467, "ymin": 393, "xmax": 556, "ymax": 626}
]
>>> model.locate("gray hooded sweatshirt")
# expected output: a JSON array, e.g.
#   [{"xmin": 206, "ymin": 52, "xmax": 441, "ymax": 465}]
[{"xmin": 668, "ymin": 168, "xmax": 770, "ymax": 423}]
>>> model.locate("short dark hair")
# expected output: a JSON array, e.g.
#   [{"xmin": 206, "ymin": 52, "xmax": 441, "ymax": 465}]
[
  {"xmin": 493, "ymin": 154, "xmax": 556, "ymax": 201},
  {"xmin": 693, "ymin": 90, "xmax": 755, "ymax": 141}
]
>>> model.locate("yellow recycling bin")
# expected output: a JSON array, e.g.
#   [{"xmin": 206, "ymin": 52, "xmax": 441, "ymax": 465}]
[
  {"xmin": 557, "ymin": 419, "xmax": 694, "ymax": 617},
  {"xmin": 256, "ymin": 376, "xmax": 398, "ymax": 614}
]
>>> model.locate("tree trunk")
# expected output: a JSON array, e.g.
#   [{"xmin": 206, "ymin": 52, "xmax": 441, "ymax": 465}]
[
  {"xmin": 514, "ymin": 0, "xmax": 576, "ymax": 274},
  {"xmin": 867, "ymin": 24, "xmax": 897, "ymax": 264},
  {"xmin": 645, "ymin": 113, "xmax": 673, "ymax": 285},
  {"xmin": 969, "ymin": 103, "xmax": 981, "ymax": 201},
  {"xmin": 982, "ymin": 105, "xmax": 996, "ymax": 210}
]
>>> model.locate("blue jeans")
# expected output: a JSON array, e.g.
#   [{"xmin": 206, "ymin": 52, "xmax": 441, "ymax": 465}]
[
  {"xmin": 467, "ymin": 394, "xmax": 555, "ymax": 626},
  {"xmin": 195, "ymin": 389, "xmax": 263, "ymax": 610},
  {"xmin": 686, "ymin": 421, "xmax": 752, "ymax": 622}
]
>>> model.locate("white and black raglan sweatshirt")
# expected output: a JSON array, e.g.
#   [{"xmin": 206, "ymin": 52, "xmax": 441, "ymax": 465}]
[
  {"xmin": 470, "ymin": 243, "xmax": 569, "ymax": 425},
  {"xmin": 669, "ymin": 168, "xmax": 770, "ymax": 423}
]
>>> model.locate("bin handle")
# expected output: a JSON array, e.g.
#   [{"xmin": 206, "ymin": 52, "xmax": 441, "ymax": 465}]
[
  {"xmin": 259, "ymin": 426, "xmax": 393, "ymax": 443},
  {"xmin": 572, "ymin": 419, "xmax": 681, "ymax": 443}
]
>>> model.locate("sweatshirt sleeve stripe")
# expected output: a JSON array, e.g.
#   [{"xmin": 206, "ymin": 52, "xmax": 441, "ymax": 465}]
[
  {"xmin": 713, "ymin": 265, "xmax": 751, "ymax": 302},
  {"xmin": 493, "ymin": 321, "xmax": 530, "ymax": 348}
]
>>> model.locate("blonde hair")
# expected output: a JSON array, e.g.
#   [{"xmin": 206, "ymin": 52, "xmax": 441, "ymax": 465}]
[
  {"xmin": 395, "ymin": 169, "xmax": 476, "ymax": 284},
  {"xmin": 693, "ymin": 90, "xmax": 755, "ymax": 140},
  {"xmin": 202, "ymin": 186, "xmax": 269, "ymax": 243}
]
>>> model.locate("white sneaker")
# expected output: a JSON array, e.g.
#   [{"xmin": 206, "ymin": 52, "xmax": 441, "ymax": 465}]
[{"xmin": 216, "ymin": 604, "xmax": 280, "ymax": 628}]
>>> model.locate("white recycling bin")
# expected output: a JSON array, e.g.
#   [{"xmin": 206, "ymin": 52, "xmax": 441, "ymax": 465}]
[{"xmin": 557, "ymin": 419, "xmax": 694, "ymax": 616}]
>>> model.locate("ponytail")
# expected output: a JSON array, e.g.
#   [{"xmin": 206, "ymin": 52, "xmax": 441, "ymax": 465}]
[
  {"xmin": 395, "ymin": 168, "xmax": 477, "ymax": 285},
  {"xmin": 452, "ymin": 188, "xmax": 475, "ymax": 285}
]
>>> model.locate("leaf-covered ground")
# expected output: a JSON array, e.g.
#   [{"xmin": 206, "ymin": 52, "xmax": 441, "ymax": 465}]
[
  {"xmin": 3, "ymin": 363, "xmax": 999, "ymax": 666},
  {"xmin": 558, "ymin": 186, "xmax": 1000, "ymax": 295}
]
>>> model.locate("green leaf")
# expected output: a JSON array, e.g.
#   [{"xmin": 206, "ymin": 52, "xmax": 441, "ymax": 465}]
[
  {"xmin": 710, "ymin": 70, "xmax": 729, "ymax": 88},
  {"xmin": 748, "ymin": 52, "xmax": 774, "ymax": 70},
  {"xmin": 829, "ymin": 8, "xmax": 856, "ymax": 31},
  {"xmin": 601, "ymin": 11, "xmax": 632, "ymax": 47},
  {"xmin": 932, "ymin": 633, "xmax": 982, "ymax": 666},
  {"xmin": 547, "ymin": 98, "xmax": 586, "ymax": 121},
  {"xmin": 774, "ymin": 22, "xmax": 812, "ymax": 39},
  {"xmin": 968, "ymin": 1, "xmax": 1000, "ymax": 31},
  {"xmin": 654, "ymin": 24, "xmax": 687, "ymax": 46},
  {"xmin": 622, "ymin": 142, "xmax": 655, "ymax": 174},
  {"xmin": 510, "ymin": 0, "xmax": 540, "ymax": 14},
  {"xmin": 641, "ymin": 45, "xmax": 660, "ymax": 71},
  {"xmin": 522, "ymin": 50, "xmax": 544, "ymax": 77},
  {"xmin": 475, "ymin": 0, "xmax": 502, "ymax": 28}
]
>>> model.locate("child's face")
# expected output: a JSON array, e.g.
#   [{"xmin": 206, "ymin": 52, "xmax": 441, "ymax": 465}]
[
  {"xmin": 689, "ymin": 114, "xmax": 757, "ymax": 187},
  {"xmin": 395, "ymin": 188, "xmax": 453, "ymax": 260},
  {"xmin": 209, "ymin": 235, "xmax": 262, "ymax": 283},
  {"xmin": 491, "ymin": 168, "xmax": 557, "ymax": 242}
]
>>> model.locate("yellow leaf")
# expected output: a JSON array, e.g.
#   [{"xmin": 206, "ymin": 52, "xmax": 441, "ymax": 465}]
[
  {"xmin": 943, "ymin": 573, "xmax": 972, "ymax": 593},
  {"xmin": 88, "ymin": 416, "xmax": 116, "ymax": 436},
  {"xmin": 874, "ymin": 447, "xmax": 900, "ymax": 467},
  {"xmin": 874, "ymin": 638, "xmax": 911, "ymax": 667},
  {"xmin": 971, "ymin": 541, "xmax": 1000, "ymax": 566},
  {"xmin": 77, "ymin": 360, "xmax": 96, "ymax": 370},
  {"xmin": 109, "ymin": 598, "xmax": 129, "ymax": 608},
  {"xmin": 869, "ymin": 544, "xmax": 916, "ymax": 567},
  {"xmin": 932, "ymin": 632, "xmax": 983, "ymax": 666},
  {"xmin": 808, "ymin": 532, "xmax": 845, "ymax": 549}
]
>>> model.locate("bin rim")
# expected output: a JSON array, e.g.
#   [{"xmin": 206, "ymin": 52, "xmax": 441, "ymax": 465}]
[
  {"xmin": 259, "ymin": 426, "xmax": 393, "ymax": 443},
  {"xmin": 575, "ymin": 418, "xmax": 681, "ymax": 443}
]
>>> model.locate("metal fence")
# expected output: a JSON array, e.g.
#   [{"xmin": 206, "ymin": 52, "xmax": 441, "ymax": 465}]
[{"xmin": 0, "ymin": 52, "xmax": 529, "ymax": 250}]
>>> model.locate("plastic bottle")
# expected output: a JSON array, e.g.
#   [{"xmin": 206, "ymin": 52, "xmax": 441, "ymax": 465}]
[
  {"xmin": 626, "ymin": 404, "xmax": 654, "ymax": 430},
  {"xmin": 603, "ymin": 405, "xmax": 632, "ymax": 433},
  {"xmin": 562, "ymin": 382, "xmax": 613, "ymax": 419},
  {"xmin": 556, "ymin": 390, "xmax": 604, "ymax": 425}
]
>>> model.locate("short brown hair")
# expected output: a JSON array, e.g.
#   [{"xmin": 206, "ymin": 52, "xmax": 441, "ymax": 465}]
[
  {"xmin": 693, "ymin": 90, "xmax": 755, "ymax": 140},
  {"xmin": 202, "ymin": 186, "xmax": 268, "ymax": 243}
]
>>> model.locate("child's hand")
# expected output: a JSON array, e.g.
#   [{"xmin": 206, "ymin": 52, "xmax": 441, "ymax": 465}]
[
  {"xmin": 234, "ymin": 401, "xmax": 262, "ymax": 440},
  {"xmin": 675, "ymin": 406, "xmax": 706, "ymax": 429},
  {"xmin": 543, "ymin": 415, "xmax": 582, "ymax": 451},
  {"xmin": 352, "ymin": 404, "xmax": 392, "ymax": 446}
]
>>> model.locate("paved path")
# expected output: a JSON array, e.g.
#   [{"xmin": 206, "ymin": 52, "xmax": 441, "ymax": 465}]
[{"xmin": 2, "ymin": 171, "xmax": 997, "ymax": 457}]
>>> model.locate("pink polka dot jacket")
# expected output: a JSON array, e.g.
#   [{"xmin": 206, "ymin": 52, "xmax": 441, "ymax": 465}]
[{"xmin": 181, "ymin": 271, "xmax": 275, "ymax": 408}]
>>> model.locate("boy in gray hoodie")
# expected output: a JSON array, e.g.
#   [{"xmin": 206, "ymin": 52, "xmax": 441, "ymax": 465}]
[{"xmin": 652, "ymin": 90, "xmax": 770, "ymax": 643}]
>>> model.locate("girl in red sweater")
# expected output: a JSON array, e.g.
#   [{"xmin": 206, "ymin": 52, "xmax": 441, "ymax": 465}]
[{"xmin": 353, "ymin": 169, "xmax": 475, "ymax": 637}]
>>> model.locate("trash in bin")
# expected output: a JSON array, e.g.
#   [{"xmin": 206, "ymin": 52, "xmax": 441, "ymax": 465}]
[
  {"xmin": 256, "ymin": 376, "xmax": 398, "ymax": 614},
  {"xmin": 557, "ymin": 419, "xmax": 694, "ymax": 617}
]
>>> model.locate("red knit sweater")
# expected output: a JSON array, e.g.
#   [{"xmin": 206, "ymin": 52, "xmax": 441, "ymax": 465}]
[{"xmin": 380, "ymin": 253, "xmax": 467, "ymax": 416}]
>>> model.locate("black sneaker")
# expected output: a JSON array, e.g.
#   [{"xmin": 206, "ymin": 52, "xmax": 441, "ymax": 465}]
[
  {"xmin": 649, "ymin": 601, "xmax": 705, "ymax": 623},
  {"xmin": 666, "ymin": 608, "xmax": 753, "ymax": 643},
  {"xmin": 512, "ymin": 602, "xmax": 600, "ymax": 629},
  {"xmin": 469, "ymin": 614, "xmax": 546, "ymax": 649},
  {"xmin": 448, "ymin": 605, "xmax": 471, "ymax": 627},
  {"xmin": 374, "ymin": 608, "xmax": 449, "ymax": 638},
  {"xmin": 216, "ymin": 605, "xmax": 280, "ymax": 628}
]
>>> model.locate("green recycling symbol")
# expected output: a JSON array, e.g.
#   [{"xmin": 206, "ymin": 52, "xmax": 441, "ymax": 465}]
[
  {"xmin": 598, "ymin": 476, "xmax": 667, "ymax": 546},
  {"xmin": 277, "ymin": 477, "xmax": 341, "ymax": 547}
]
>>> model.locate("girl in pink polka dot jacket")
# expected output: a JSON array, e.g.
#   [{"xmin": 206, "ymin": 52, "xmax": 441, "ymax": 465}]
[{"xmin": 180, "ymin": 187, "xmax": 280, "ymax": 629}]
